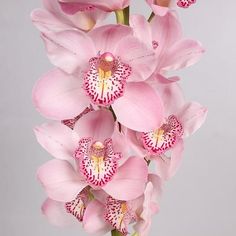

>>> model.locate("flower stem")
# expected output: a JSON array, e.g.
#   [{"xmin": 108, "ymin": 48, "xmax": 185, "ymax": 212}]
[
  {"xmin": 148, "ymin": 12, "xmax": 155, "ymax": 22},
  {"xmin": 115, "ymin": 7, "xmax": 130, "ymax": 25},
  {"xmin": 111, "ymin": 229, "xmax": 123, "ymax": 236}
]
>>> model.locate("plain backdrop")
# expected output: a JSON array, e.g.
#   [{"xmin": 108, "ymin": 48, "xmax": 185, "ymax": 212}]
[{"xmin": 1, "ymin": 0, "xmax": 236, "ymax": 235}]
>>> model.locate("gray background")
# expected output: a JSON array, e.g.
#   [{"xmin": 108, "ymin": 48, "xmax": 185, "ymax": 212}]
[{"xmin": 1, "ymin": 0, "xmax": 236, "ymax": 235}]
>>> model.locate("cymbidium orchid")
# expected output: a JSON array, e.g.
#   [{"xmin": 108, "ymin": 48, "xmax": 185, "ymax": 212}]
[
  {"xmin": 127, "ymin": 75, "xmax": 207, "ymax": 180},
  {"xmin": 33, "ymin": 24, "xmax": 164, "ymax": 131},
  {"xmin": 130, "ymin": 13, "xmax": 204, "ymax": 80},
  {"xmin": 146, "ymin": 0, "xmax": 197, "ymax": 16},
  {"xmin": 35, "ymin": 110, "xmax": 148, "ymax": 201},
  {"xmin": 40, "ymin": 174, "xmax": 162, "ymax": 236},
  {"xmin": 31, "ymin": 0, "xmax": 107, "ymax": 32},
  {"xmin": 32, "ymin": 0, "xmax": 206, "ymax": 235}
]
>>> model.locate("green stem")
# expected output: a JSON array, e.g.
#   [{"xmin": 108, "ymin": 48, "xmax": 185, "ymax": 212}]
[
  {"xmin": 148, "ymin": 12, "xmax": 155, "ymax": 22},
  {"xmin": 111, "ymin": 229, "xmax": 123, "ymax": 236},
  {"xmin": 115, "ymin": 6, "xmax": 130, "ymax": 25}
]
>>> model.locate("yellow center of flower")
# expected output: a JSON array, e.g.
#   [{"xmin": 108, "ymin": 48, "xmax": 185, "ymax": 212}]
[
  {"xmin": 91, "ymin": 142, "xmax": 105, "ymax": 174},
  {"xmin": 154, "ymin": 128, "xmax": 165, "ymax": 143},
  {"xmin": 98, "ymin": 52, "xmax": 115, "ymax": 80}
]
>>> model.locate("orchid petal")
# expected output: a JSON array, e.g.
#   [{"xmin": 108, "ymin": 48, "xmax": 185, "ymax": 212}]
[
  {"xmin": 113, "ymin": 82, "xmax": 164, "ymax": 132},
  {"xmin": 103, "ymin": 157, "xmax": 148, "ymax": 200},
  {"xmin": 32, "ymin": 69, "xmax": 89, "ymax": 120},
  {"xmin": 74, "ymin": 109, "xmax": 115, "ymax": 141},
  {"xmin": 176, "ymin": 102, "xmax": 208, "ymax": 138},
  {"xmin": 154, "ymin": 138, "xmax": 184, "ymax": 180},
  {"xmin": 115, "ymin": 36, "xmax": 156, "ymax": 82},
  {"xmin": 34, "ymin": 122, "xmax": 77, "ymax": 162},
  {"xmin": 42, "ymin": 30, "xmax": 96, "ymax": 74},
  {"xmin": 130, "ymin": 14, "xmax": 152, "ymax": 48},
  {"xmin": 37, "ymin": 159, "xmax": 87, "ymax": 202},
  {"xmin": 88, "ymin": 24, "xmax": 132, "ymax": 54},
  {"xmin": 161, "ymin": 39, "xmax": 204, "ymax": 72},
  {"xmin": 83, "ymin": 200, "xmax": 112, "ymax": 235},
  {"xmin": 41, "ymin": 198, "xmax": 77, "ymax": 227}
]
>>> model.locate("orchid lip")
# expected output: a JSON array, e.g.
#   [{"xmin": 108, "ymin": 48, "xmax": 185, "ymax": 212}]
[
  {"xmin": 65, "ymin": 187, "xmax": 90, "ymax": 222},
  {"xmin": 105, "ymin": 196, "xmax": 137, "ymax": 235},
  {"xmin": 74, "ymin": 138, "xmax": 122, "ymax": 187},
  {"xmin": 142, "ymin": 115, "xmax": 184, "ymax": 154},
  {"xmin": 84, "ymin": 52, "xmax": 131, "ymax": 106}
]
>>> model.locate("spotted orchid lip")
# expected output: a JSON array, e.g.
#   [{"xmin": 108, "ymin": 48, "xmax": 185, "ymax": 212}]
[
  {"xmin": 61, "ymin": 105, "xmax": 94, "ymax": 129},
  {"xmin": 105, "ymin": 196, "xmax": 137, "ymax": 235},
  {"xmin": 142, "ymin": 115, "xmax": 183, "ymax": 154},
  {"xmin": 84, "ymin": 52, "xmax": 131, "ymax": 106},
  {"xmin": 177, "ymin": 0, "xmax": 196, "ymax": 8},
  {"xmin": 74, "ymin": 138, "xmax": 122, "ymax": 187},
  {"xmin": 65, "ymin": 187, "xmax": 90, "ymax": 222}
]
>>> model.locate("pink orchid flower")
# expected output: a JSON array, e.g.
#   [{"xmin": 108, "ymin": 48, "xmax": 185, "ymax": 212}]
[
  {"xmin": 177, "ymin": 0, "xmax": 196, "ymax": 8},
  {"xmin": 130, "ymin": 13, "xmax": 204, "ymax": 80},
  {"xmin": 146, "ymin": 0, "xmax": 196, "ymax": 16},
  {"xmin": 127, "ymin": 75, "xmax": 207, "ymax": 180},
  {"xmin": 32, "ymin": 24, "xmax": 164, "ymax": 132},
  {"xmin": 31, "ymin": 0, "xmax": 107, "ymax": 32},
  {"xmin": 35, "ymin": 109, "xmax": 148, "ymax": 201},
  {"xmin": 40, "ymin": 174, "xmax": 162, "ymax": 236},
  {"xmin": 84, "ymin": 174, "xmax": 162, "ymax": 235},
  {"xmin": 58, "ymin": 0, "xmax": 130, "ymax": 12},
  {"xmin": 41, "ymin": 188, "xmax": 113, "ymax": 235}
]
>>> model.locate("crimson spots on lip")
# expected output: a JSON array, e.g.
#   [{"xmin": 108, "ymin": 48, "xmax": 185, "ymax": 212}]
[
  {"xmin": 65, "ymin": 187, "xmax": 90, "ymax": 221},
  {"xmin": 142, "ymin": 115, "xmax": 183, "ymax": 154},
  {"xmin": 177, "ymin": 0, "xmax": 196, "ymax": 8},
  {"xmin": 83, "ymin": 52, "xmax": 131, "ymax": 106},
  {"xmin": 74, "ymin": 138, "xmax": 122, "ymax": 187},
  {"xmin": 104, "ymin": 196, "xmax": 137, "ymax": 235}
]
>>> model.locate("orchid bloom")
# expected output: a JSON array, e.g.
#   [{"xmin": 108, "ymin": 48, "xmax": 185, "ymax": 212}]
[
  {"xmin": 127, "ymin": 75, "xmax": 207, "ymax": 180},
  {"xmin": 40, "ymin": 174, "xmax": 162, "ymax": 236},
  {"xmin": 130, "ymin": 13, "xmax": 204, "ymax": 80},
  {"xmin": 35, "ymin": 109, "xmax": 148, "ymax": 201},
  {"xmin": 146, "ymin": 0, "xmax": 197, "ymax": 15},
  {"xmin": 58, "ymin": 0, "xmax": 130, "ymax": 12},
  {"xmin": 32, "ymin": 24, "xmax": 164, "ymax": 132},
  {"xmin": 84, "ymin": 174, "xmax": 162, "ymax": 236},
  {"xmin": 31, "ymin": 0, "xmax": 107, "ymax": 32}
]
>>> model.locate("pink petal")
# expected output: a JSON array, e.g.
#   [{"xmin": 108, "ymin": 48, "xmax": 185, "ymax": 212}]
[
  {"xmin": 59, "ymin": 0, "xmax": 130, "ymax": 11},
  {"xmin": 111, "ymin": 125, "xmax": 130, "ymax": 165},
  {"xmin": 34, "ymin": 122, "xmax": 78, "ymax": 162},
  {"xmin": 41, "ymin": 0, "xmax": 106, "ymax": 31},
  {"xmin": 113, "ymin": 82, "xmax": 164, "ymax": 132},
  {"xmin": 37, "ymin": 159, "xmax": 87, "ymax": 202},
  {"xmin": 73, "ymin": 109, "xmax": 115, "ymax": 141},
  {"xmin": 32, "ymin": 69, "xmax": 89, "ymax": 120},
  {"xmin": 31, "ymin": 9, "xmax": 73, "ymax": 33},
  {"xmin": 161, "ymin": 39, "xmax": 205, "ymax": 72},
  {"xmin": 42, "ymin": 30, "xmax": 96, "ymax": 74},
  {"xmin": 146, "ymin": 0, "xmax": 171, "ymax": 16},
  {"xmin": 148, "ymin": 174, "xmax": 163, "ymax": 202},
  {"xmin": 130, "ymin": 14, "xmax": 152, "ymax": 48},
  {"xmin": 83, "ymin": 200, "xmax": 112, "ymax": 235},
  {"xmin": 88, "ymin": 24, "xmax": 132, "ymax": 54},
  {"xmin": 150, "ymin": 12, "xmax": 182, "ymax": 65},
  {"xmin": 42, "ymin": 198, "xmax": 78, "ymax": 227},
  {"xmin": 90, "ymin": 189, "xmax": 109, "ymax": 204},
  {"xmin": 103, "ymin": 157, "xmax": 148, "ymax": 201},
  {"xmin": 115, "ymin": 36, "xmax": 156, "ymax": 82},
  {"xmin": 133, "ymin": 183, "xmax": 153, "ymax": 236},
  {"xmin": 176, "ymin": 102, "xmax": 208, "ymax": 138},
  {"xmin": 126, "ymin": 129, "xmax": 147, "ymax": 158},
  {"xmin": 154, "ymin": 138, "xmax": 184, "ymax": 180},
  {"xmin": 148, "ymin": 74, "xmax": 185, "ymax": 115}
]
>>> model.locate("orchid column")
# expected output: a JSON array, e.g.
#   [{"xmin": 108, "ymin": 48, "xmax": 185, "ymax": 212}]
[{"xmin": 31, "ymin": 1, "xmax": 206, "ymax": 236}]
